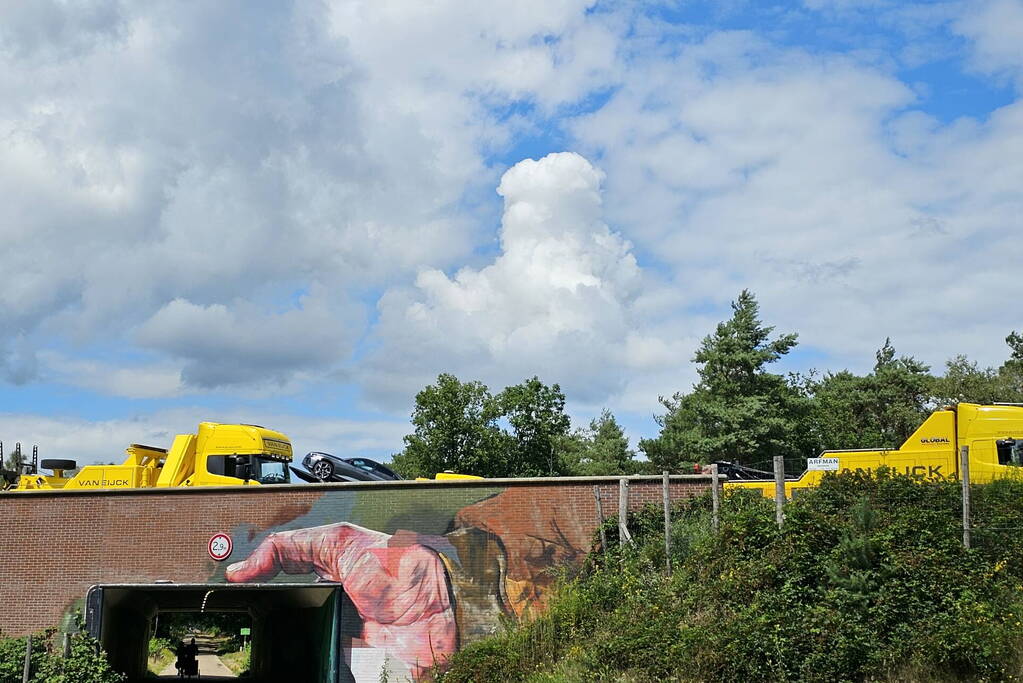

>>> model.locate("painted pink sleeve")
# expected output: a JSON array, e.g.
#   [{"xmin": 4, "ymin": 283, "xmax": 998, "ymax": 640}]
[{"xmin": 225, "ymin": 523, "xmax": 388, "ymax": 583}]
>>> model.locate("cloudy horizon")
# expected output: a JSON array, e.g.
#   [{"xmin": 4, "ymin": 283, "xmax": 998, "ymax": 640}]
[{"xmin": 1, "ymin": 0, "xmax": 1021, "ymax": 464}]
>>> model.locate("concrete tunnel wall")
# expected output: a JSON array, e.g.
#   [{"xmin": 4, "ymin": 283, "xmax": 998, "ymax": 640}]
[
  {"xmin": 0, "ymin": 475, "xmax": 712, "ymax": 681},
  {"xmin": 87, "ymin": 584, "xmax": 343, "ymax": 681}
]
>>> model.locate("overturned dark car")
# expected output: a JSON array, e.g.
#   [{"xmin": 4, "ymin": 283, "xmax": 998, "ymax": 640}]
[{"xmin": 290, "ymin": 452, "xmax": 401, "ymax": 483}]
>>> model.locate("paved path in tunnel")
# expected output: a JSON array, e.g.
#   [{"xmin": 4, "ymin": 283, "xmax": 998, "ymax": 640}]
[{"xmin": 158, "ymin": 653, "xmax": 236, "ymax": 679}]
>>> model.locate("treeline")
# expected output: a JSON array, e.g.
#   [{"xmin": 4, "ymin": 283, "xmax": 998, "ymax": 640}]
[
  {"xmin": 391, "ymin": 375, "xmax": 637, "ymax": 478},
  {"xmin": 391, "ymin": 290, "xmax": 1023, "ymax": 479}
]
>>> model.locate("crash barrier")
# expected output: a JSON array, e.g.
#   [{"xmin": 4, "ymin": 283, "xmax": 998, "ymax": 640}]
[{"xmin": 0, "ymin": 475, "xmax": 712, "ymax": 682}]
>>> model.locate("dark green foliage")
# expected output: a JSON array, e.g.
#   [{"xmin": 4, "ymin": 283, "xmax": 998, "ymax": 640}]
[
  {"xmin": 497, "ymin": 377, "xmax": 573, "ymax": 477},
  {"xmin": 439, "ymin": 473, "xmax": 1023, "ymax": 682},
  {"xmin": 0, "ymin": 623, "xmax": 124, "ymax": 683},
  {"xmin": 997, "ymin": 331, "xmax": 1023, "ymax": 401},
  {"xmin": 930, "ymin": 333, "xmax": 1023, "ymax": 407},
  {"xmin": 391, "ymin": 373, "xmax": 509, "ymax": 478},
  {"xmin": 2, "ymin": 446, "xmax": 22, "ymax": 474},
  {"xmin": 931, "ymin": 355, "xmax": 1006, "ymax": 406},
  {"xmin": 393, "ymin": 299, "xmax": 1023, "ymax": 481},
  {"xmin": 639, "ymin": 290, "xmax": 811, "ymax": 469},
  {"xmin": 148, "ymin": 636, "xmax": 171, "ymax": 657},
  {"xmin": 825, "ymin": 497, "xmax": 889, "ymax": 598},
  {"xmin": 804, "ymin": 338, "xmax": 933, "ymax": 452},
  {"xmin": 560, "ymin": 409, "xmax": 639, "ymax": 476},
  {"xmin": 393, "ymin": 374, "xmax": 627, "ymax": 478},
  {"xmin": 155, "ymin": 612, "xmax": 249, "ymax": 652}
]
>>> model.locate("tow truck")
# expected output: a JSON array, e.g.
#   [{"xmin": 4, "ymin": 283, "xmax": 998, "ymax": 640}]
[
  {"xmin": 5, "ymin": 422, "xmax": 293, "ymax": 491},
  {"xmin": 724, "ymin": 403, "xmax": 1023, "ymax": 498}
]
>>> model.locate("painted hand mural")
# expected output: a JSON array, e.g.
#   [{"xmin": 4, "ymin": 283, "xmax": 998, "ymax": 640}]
[
  {"xmin": 224, "ymin": 487, "xmax": 594, "ymax": 681},
  {"xmin": 226, "ymin": 523, "xmax": 457, "ymax": 679}
]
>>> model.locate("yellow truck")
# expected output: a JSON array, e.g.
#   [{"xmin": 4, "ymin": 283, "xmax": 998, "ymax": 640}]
[
  {"xmin": 8, "ymin": 422, "xmax": 293, "ymax": 491},
  {"xmin": 725, "ymin": 403, "xmax": 1023, "ymax": 498}
]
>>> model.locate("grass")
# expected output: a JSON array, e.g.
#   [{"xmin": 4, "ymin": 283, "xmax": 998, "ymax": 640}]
[
  {"xmin": 220, "ymin": 647, "xmax": 250, "ymax": 676},
  {"xmin": 147, "ymin": 647, "xmax": 175, "ymax": 675}
]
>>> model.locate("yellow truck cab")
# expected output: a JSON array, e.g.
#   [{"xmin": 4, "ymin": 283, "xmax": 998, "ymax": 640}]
[
  {"xmin": 11, "ymin": 422, "xmax": 293, "ymax": 491},
  {"xmin": 725, "ymin": 403, "xmax": 1023, "ymax": 498}
]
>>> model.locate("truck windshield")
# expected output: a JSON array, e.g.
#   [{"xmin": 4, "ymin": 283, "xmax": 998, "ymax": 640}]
[{"xmin": 253, "ymin": 457, "xmax": 290, "ymax": 484}]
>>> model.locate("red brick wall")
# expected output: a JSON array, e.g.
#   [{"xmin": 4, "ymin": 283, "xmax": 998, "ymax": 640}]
[{"xmin": 0, "ymin": 475, "xmax": 710, "ymax": 636}]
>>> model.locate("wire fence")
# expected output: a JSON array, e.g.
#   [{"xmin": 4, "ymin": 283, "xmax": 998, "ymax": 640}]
[{"xmin": 735, "ymin": 447, "xmax": 1023, "ymax": 550}]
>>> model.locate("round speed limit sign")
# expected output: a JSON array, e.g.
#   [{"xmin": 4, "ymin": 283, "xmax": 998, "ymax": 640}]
[{"xmin": 208, "ymin": 533, "xmax": 233, "ymax": 561}]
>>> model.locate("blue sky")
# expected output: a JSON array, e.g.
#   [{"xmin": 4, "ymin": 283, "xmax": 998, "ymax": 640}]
[{"xmin": 1, "ymin": 0, "xmax": 1021, "ymax": 463}]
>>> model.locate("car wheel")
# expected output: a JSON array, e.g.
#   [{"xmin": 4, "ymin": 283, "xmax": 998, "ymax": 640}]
[{"xmin": 311, "ymin": 459, "xmax": 335, "ymax": 481}]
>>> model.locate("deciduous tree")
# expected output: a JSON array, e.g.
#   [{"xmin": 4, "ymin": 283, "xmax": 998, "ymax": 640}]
[
  {"xmin": 498, "ymin": 377, "xmax": 572, "ymax": 477},
  {"xmin": 808, "ymin": 338, "xmax": 932, "ymax": 451},
  {"xmin": 391, "ymin": 374, "xmax": 508, "ymax": 478}
]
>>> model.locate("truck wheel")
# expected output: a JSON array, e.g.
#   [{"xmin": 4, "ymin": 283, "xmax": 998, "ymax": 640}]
[
  {"xmin": 41, "ymin": 459, "xmax": 77, "ymax": 470},
  {"xmin": 311, "ymin": 460, "xmax": 334, "ymax": 480}
]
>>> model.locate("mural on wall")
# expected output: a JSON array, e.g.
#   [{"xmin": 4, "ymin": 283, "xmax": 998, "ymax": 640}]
[{"xmin": 223, "ymin": 486, "xmax": 594, "ymax": 680}]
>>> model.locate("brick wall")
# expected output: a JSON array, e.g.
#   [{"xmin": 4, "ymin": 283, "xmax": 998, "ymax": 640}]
[{"xmin": 0, "ymin": 475, "xmax": 711, "ymax": 637}]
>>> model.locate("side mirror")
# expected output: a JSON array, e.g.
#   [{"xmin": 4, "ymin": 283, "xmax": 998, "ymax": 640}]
[{"xmin": 234, "ymin": 456, "xmax": 252, "ymax": 483}]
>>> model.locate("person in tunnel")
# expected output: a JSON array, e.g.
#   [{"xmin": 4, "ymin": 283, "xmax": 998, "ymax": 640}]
[
  {"xmin": 175, "ymin": 637, "xmax": 199, "ymax": 678},
  {"xmin": 224, "ymin": 488, "xmax": 591, "ymax": 680}
]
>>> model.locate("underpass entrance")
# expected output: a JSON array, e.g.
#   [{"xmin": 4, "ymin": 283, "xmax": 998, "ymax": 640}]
[{"xmin": 86, "ymin": 583, "xmax": 344, "ymax": 682}]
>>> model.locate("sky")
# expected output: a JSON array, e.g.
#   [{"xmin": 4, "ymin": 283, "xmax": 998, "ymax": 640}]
[{"xmin": 1, "ymin": 0, "xmax": 1022, "ymax": 465}]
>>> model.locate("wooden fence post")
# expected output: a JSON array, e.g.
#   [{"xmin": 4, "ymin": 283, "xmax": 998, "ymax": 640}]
[
  {"xmin": 618, "ymin": 478, "xmax": 632, "ymax": 546},
  {"xmin": 773, "ymin": 455, "xmax": 785, "ymax": 529},
  {"xmin": 593, "ymin": 486, "xmax": 608, "ymax": 554},
  {"xmin": 22, "ymin": 633, "xmax": 32, "ymax": 683},
  {"xmin": 662, "ymin": 471, "xmax": 672, "ymax": 575},
  {"xmin": 710, "ymin": 463, "xmax": 720, "ymax": 533},
  {"xmin": 961, "ymin": 446, "xmax": 971, "ymax": 550}
]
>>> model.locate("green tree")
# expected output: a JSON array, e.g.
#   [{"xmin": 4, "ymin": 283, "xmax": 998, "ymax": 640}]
[
  {"xmin": 997, "ymin": 331, "xmax": 1023, "ymax": 401},
  {"xmin": 497, "ymin": 377, "xmax": 572, "ymax": 477},
  {"xmin": 826, "ymin": 497, "xmax": 889, "ymax": 600},
  {"xmin": 930, "ymin": 355, "xmax": 1004, "ymax": 405},
  {"xmin": 809, "ymin": 338, "xmax": 932, "ymax": 450},
  {"xmin": 639, "ymin": 290, "xmax": 810, "ymax": 469},
  {"xmin": 3, "ymin": 443, "xmax": 23, "ymax": 473},
  {"xmin": 564, "ymin": 410, "xmax": 637, "ymax": 476},
  {"xmin": 391, "ymin": 374, "xmax": 508, "ymax": 478}
]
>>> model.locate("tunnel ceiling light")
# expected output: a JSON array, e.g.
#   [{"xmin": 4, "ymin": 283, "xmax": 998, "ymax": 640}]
[{"xmin": 201, "ymin": 590, "xmax": 214, "ymax": 613}]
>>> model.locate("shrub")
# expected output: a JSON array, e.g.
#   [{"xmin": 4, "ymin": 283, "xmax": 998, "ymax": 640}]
[
  {"xmin": 440, "ymin": 471, "xmax": 1023, "ymax": 682},
  {"xmin": 0, "ymin": 621, "xmax": 124, "ymax": 683}
]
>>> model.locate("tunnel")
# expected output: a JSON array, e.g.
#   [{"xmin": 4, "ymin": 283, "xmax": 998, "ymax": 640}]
[{"xmin": 85, "ymin": 583, "xmax": 348, "ymax": 682}]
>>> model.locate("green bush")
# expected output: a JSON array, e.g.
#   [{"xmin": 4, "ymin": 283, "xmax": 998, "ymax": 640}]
[
  {"xmin": 147, "ymin": 636, "xmax": 171, "ymax": 658},
  {"xmin": 0, "ymin": 622, "xmax": 124, "ymax": 683},
  {"xmin": 440, "ymin": 471, "xmax": 1023, "ymax": 682}
]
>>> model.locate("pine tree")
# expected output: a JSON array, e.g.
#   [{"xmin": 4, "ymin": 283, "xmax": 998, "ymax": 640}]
[{"xmin": 639, "ymin": 290, "xmax": 810, "ymax": 469}]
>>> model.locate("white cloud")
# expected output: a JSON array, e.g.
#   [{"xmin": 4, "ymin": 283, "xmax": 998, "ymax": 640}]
[
  {"xmin": 0, "ymin": 0, "xmax": 622, "ymax": 391},
  {"xmin": 134, "ymin": 292, "xmax": 356, "ymax": 388},
  {"xmin": 568, "ymin": 33, "xmax": 1023, "ymax": 374},
  {"xmin": 39, "ymin": 352, "xmax": 184, "ymax": 399},
  {"xmin": 2, "ymin": 0, "xmax": 1022, "ymax": 451},
  {"xmin": 0, "ymin": 336, "xmax": 38, "ymax": 385},
  {"xmin": 363, "ymin": 152, "xmax": 693, "ymax": 412},
  {"xmin": 955, "ymin": 0, "xmax": 1023, "ymax": 87}
]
